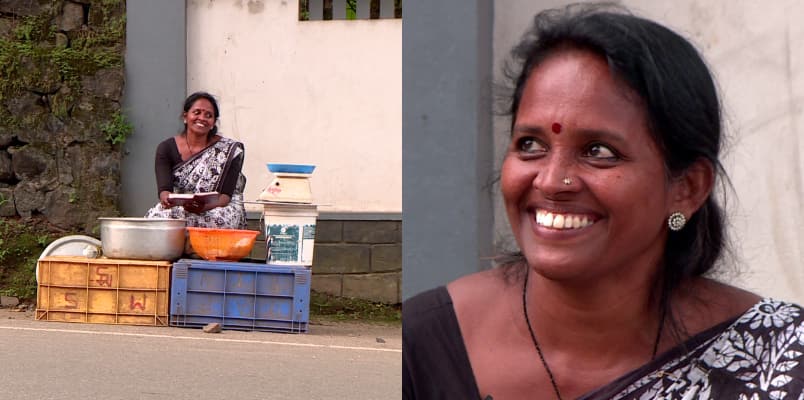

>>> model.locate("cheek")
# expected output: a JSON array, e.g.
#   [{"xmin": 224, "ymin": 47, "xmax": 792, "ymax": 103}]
[
  {"xmin": 594, "ymin": 169, "xmax": 670, "ymax": 219},
  {"xmin": 500, "ymin": 157, "xmax": 531, "ymax": 205}
]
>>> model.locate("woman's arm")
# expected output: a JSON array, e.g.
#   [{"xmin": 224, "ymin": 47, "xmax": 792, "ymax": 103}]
[{"xmin": 155, "ymin": 138, "xmax": 179, "ymax": 201}]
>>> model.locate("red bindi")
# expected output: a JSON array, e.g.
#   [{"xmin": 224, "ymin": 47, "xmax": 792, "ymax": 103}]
[{"xmin": 551, "ymin": 122, "xmax": 562, "ymax": 134}]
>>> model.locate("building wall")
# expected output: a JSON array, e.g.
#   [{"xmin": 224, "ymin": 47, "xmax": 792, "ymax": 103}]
[
  {"xmin": 492, "ymin": 1, "xmax": 804, "ymax": 303},
  {"xmin": 401, "ymin": 0, "xmax": 494, "ymax": 300},
  {"xmin": 122, "ymin": 1, "xmax": 186, "ymax": 217},
  {"xmin": 185, "ymin": 0, "xmax": 401, "ymax": 214}
]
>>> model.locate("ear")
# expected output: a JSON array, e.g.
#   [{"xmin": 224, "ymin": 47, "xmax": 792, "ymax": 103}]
[{"xmin": 669, "ymin": 158, "xmax": 714, "ymax": 219}]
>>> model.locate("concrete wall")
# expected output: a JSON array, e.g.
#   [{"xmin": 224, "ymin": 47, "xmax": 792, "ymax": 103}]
[
  {"xmin": 121, "ymin": 1, "xmax": 186, "ymax": 217},
  {"xmin": 491, "ymin": 1, "xmax": 804, "ymax": 303},
  {"xmin": 185, "ymin": 0, "xmax": 401, "ymax": 214},
  {"xmin": 402, "ymin": 0, "xmax": 494, "ymax": 300}
]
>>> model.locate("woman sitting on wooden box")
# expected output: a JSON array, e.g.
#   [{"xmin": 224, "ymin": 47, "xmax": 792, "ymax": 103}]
[{"xmin": 145, "ymin": 91, "xmax": 247, "ymax": 229}]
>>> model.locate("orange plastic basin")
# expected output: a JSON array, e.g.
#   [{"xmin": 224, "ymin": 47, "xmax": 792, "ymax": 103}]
[{"xmin": 186, "ymin": 227, "xmax": 259, "ymax": 261}]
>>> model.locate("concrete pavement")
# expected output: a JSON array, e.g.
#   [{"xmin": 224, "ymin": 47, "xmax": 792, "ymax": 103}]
[{"xmin": 0, "ymin": 309, "xmax": 401, "ymax": 399}]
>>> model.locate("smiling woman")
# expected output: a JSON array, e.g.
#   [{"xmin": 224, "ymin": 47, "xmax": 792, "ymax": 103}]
[
  {"xmin": 402, "ymin": 4, "xmax": 804, "ymax": 400},
  {"xmin": 144, "ymin": 91, "xmax": 247, "ymax": 230}
]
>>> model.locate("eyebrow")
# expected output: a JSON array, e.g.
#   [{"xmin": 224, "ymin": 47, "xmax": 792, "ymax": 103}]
[
  {"xmin": 513, "ymin": 124, "xmax": 628, "ymax": 145},
  {"xmin": 511, "ymin": 124, "xmax": 545, "ymax": 136},
  {"xmin": 573, "ymin": 128, "xmax": 628, "ymax": 146}
]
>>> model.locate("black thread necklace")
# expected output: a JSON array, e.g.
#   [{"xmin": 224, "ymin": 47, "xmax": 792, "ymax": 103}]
[
  {"xmin": 521, "ymin": 270, "xmax": 665, "ymax": 400},
  {"xmin": 184, "ymin": 133, "xmax": 208, "ymax": 156}
]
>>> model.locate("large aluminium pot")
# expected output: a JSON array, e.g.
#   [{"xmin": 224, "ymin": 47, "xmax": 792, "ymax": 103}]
[{"xmin": 98, "ymin": 217, "xmax": 186, "ymax": 261}]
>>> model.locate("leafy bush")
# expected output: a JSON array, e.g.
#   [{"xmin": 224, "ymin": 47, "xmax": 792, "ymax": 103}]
[
  {"xmin": 100, "ymin": 111, "xmax": 133, "ymax": 145},
  {"xmin": 0, "ymin": 218, "xmax": 56, "ymax": 301}
]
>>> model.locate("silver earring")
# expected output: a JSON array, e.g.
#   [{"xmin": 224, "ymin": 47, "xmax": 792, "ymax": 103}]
[
  {"xmin": 668, "ymin": 212, "xmax": 686, "ymax": 231},
  {"xmin": 562, "ymin": 177, "xmax": 572, "ymax": 186}
]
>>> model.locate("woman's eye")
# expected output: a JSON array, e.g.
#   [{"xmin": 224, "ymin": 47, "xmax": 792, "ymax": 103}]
[
  {"xmin": 516, "ymin": 137, "xmax": 546, "ymax": 155},
  {"xmin": 584, "ymin": 143, "xmax": 619, "ymax": 160}
]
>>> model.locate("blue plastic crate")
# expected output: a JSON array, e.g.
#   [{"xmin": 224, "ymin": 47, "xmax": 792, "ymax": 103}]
[{"xmin": 169, "ymin": 259, "xmax": 311, "ymax": 333}]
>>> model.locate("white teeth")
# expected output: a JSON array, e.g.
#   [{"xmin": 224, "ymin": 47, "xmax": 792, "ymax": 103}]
[
  {"xmin": 535, "ymin": 210, "xmax": 594, "ymax": 230},
  {"xmin": 543, "ymin": 213, "xmax": 554, "ymax": 227}
]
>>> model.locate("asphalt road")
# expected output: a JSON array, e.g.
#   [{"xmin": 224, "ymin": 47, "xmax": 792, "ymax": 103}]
[{"xmin": 0, "ymin": 309, "xmax": 401, "ymax": 400}]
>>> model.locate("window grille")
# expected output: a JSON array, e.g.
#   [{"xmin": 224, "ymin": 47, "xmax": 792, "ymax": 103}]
[{"xmin": 299, "ymin": 0, "xmax": 402, "ymax": 21}]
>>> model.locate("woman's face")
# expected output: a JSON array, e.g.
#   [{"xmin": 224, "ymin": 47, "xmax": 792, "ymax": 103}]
[
  {"xmin": 184, "ymin": 98, "xmax": 216, "ymax": 136},
  {"xmin": 502, "ymin": 49, "xmax": 677, "ymax": 284}
]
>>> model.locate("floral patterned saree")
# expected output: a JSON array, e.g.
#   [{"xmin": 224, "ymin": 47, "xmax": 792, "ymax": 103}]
[
  {"xmin": 582, "ymin": 299, "xmax": 804, "ymax": 400},
  {"xmin": 145, "ymin": 136, "xmax": 247, "ymax": 229}
]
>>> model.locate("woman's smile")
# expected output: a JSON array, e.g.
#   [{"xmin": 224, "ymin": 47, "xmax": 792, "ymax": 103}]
[{"xmin": 533, "ymin": 209, "xmax": 596, "ymax": 230}]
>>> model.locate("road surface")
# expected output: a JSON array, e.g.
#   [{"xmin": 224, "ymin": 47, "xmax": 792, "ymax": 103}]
[{"xmin": 0, "ymin": 309, "xmax": 401, "ymax": 399}]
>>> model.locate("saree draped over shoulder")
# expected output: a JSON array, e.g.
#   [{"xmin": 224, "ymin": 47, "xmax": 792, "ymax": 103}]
[
  {"xmin": 145, "ymin": 137, "xmax": 247, "ymax": 229},
  {"xmin": 586, "ymin": 298, "xmax": 804, "ymax": 400},
  {"xmin": 403, "ymin": 287, "xmax": 804, "ymax": 400}
]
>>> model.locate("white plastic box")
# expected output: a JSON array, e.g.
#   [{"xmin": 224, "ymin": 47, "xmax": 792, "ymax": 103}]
[{"xmin": 262, "ymin": 203, "xmax": 318, "ymax": 266}]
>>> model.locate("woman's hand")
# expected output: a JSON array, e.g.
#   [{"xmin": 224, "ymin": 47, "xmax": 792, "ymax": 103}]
[
  {"xmin": 159, "ymin": 191, "xmax": 174, "ymax": 208},
  {"xmin": 183, "ymin": 194, "xmax": 231, "ymax": 214}
]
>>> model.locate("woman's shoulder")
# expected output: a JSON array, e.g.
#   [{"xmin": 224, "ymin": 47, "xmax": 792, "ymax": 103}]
[
  {"xmin": 446, "ymin": 268, "xmax": 517, "ymax": 332},
  {"xmin": 403, "ymin": 286, "xmax": 464, "ymax": 353},
  {"xmin": 448, "ymin": 268, "xmax": 513, "ymax": 306},
  {"xmin": 403, "ymin": 269, "xmax": 509, "ymax": 329},
  {"xmin": 157, "ymin": 136, "xmax": 179, "ymax": 146},
  {"xmin": 403, "ymin": 286, "xmax": 482, "ymax": 400},
  {"xmin": 214, "ymin": 135, "xmax": 242, "ymax": 145},
  {"xmin": 676, "ymin": 278, "xmax": 770, "ymax": 337},
  {"xmin": 403, "ymin": 286, "xmax": 454, "ymax": 327},
  {"xmin": 685, "ymin": 278, "xmax": 763, "ymax": 315},
  {"xmin": 155, "ymin": 136, "xmax": 180, "ymax": 156}
]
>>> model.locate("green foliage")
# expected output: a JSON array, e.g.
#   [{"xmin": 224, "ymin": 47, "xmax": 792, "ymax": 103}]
[
  {"xmin": 100, "ymin": 111, "xmax": 133, "ymax": 145},
  {"xmin": 0, "ymin": 218, "xmax": 56, "ymax": 301},
  {"xmin": 70, "ymin": 15, "xmax": 125, "ymax": 51},
  {"xmin": 13, "ymin": 14, "xmax": 54, "ymax": 42},
  {"xmin": 310, "ymin": 290, "xmax": 401, "ymax": 323},
  {"xmin": 0, "ymin": 1, "xmax": 125, "ymax": 129}
]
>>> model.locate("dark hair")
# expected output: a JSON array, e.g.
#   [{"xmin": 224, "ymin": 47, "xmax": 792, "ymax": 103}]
[
  {"xmin": 501, "ymin": 3, "xmax": 727, "ymax": 340},
  {"xmin": 181, "ymin": 91, "xmax": 220, "ymax": 139}
]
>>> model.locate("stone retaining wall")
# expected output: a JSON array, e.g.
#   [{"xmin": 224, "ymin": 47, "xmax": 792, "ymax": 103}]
[{"xmin": 0, "ymin": 0, "xmax": 127, "ymax": 231}]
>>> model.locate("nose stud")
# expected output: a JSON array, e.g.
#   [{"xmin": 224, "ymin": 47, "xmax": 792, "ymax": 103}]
[{"xmin": 563, "ymin": 177, "xmax": 573, "ymax": 186}]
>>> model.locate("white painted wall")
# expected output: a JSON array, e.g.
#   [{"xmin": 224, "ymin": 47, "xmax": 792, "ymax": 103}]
[
  {"xmin": 493, "ymin": 1, "xmax": 804, "ymax": 303},
  {"xmin": 186, "ymin": 0, "xmax": 401, "ymax": 213}
]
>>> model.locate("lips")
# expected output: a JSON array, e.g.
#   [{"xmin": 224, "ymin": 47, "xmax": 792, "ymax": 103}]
[{"xmin": 535, "ymin": 209, "xmax": 596, "ymax": 230}]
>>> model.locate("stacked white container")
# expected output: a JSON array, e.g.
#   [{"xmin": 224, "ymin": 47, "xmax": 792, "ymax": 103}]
[{"xmin": 258, "ymin": 164, "xmax": 319, "ymax": 267}]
